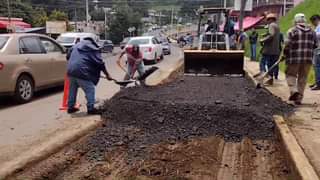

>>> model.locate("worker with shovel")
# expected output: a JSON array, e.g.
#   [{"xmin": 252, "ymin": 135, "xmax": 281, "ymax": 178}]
[
  {"xmin": 67, "ymin": 37, "xmax": 113, "ymax": 115},
  {"xmin": 283, "ymin": 13, "xmax": 317, "ymax": 105},
  {"xmin": 117, "ymin": 44, "xmax": 146, "ymax": 87},
  {"xmin": 259, "ymin": 13, "xmax": 281, "ymax": 85}
]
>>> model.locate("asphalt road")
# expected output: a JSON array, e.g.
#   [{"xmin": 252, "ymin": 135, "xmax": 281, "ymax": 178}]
[{"xmin": 0, "ymin": 45, "xmax": 182, "ymax": 164}]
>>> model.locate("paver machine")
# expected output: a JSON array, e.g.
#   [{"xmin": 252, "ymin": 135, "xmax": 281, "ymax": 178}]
[{"xmin": 184, "ymin": 8, "xmax": 245, "ymax": 76}]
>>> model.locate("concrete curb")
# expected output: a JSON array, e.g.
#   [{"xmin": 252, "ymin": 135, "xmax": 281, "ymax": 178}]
[
  {"xmin": 1, "ymin": 54, "xmax": 185, "ymax": 180},
  {"xmin": 0, "ymin": 116, "xmax": 101, "ymax": 180},
  {"xmin": 146, "ymin": 59, "xmax": 184, "ymax": 86},
  {"xmin": 244, "ymin": 61, "xmax": 319, "ymax": 180},
  {"xmin": 274, "ymin": 116, "xmax": 319, "ymax": 180}
]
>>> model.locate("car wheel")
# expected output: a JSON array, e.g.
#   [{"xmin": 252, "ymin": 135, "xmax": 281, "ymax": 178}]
[
  {"xmin": 153, "ymin": 53, "xmax": 158, "ymax": 64},
  {"xmin": 14, "ymin": 75, "xmax": 34, "ymax": 103},
  {"xmin": 160, "ymin": 53, "xmax": 164, "ymax": 60}
]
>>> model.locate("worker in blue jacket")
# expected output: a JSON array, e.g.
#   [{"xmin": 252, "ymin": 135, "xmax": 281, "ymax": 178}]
[{"xmin": 67, "ymin": 37, "xmax": 112, "ymax": 115}]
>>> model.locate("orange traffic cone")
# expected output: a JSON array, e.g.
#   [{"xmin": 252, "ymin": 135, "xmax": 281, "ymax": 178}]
[{"xmin": 59, "ymin": 75, "xmax": 80, "ymax": 110}]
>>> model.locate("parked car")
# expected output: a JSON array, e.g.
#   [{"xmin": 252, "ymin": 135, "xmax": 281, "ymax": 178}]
[
  {"xmin": 0, "ymin": 33, "xmax": 67, "ymax": 103},
  {"xmin": 120, "ymin": 37, "xmax": 130, "ymax": 49},
  {"xmin": 98, "ymin": 40, "xmax": 114, "ymax": 53},
  {"xmin": 56, "ymin": 32, "xmax": 99, "ymax": 49},
  {"xmin": 126, "ymin": 36, "xmax": 163, "ymax": 64},
  {"xmin": 157, "ymin": 37, "xmax": 171, "ymax": 55}
]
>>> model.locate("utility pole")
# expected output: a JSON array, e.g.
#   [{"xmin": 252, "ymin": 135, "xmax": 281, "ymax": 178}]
[
  {"xmin": 75, "ymin": 8, "xmax": 78, "ymax": 32},
  {"xmin": 239, "ymin": 0, "xmax": 248, "ymax": 32},
  {"xmin": 86, "ymin": 0, "xmax": 89, "ymax": 25},
  {"xmin": 159, "ymin": 11, "xmax": 162, "ymax": 27},
  {"xmin": 283, "ymin": 0, "xmax": 287, "ymax": 16},
  {"xmin": 6, "ymin": 0, "xmax": 11, "ymax": 26},
  {"xmin": 171, "ymin": 8, "xmax": 174, "ymax": 36}
]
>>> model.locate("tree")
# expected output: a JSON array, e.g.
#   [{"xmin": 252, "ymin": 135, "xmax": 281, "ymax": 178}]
[
  {"xmin": 90, "ymin": 8, "xmax": 105, "ymax": 21},
  {"xmin": 0, "ymin": 0, "xmax": 35, "ymax": 25},
  {"xmin": 48, "ymin": 10, "xmax": 68, "ymax": 21},
  {"xmin": 109, "ymin": 2, "xmax": 143, "ymax": 43},
  {"xmin": 32, "ymin": 8, "xmax": 48, "ymax": 27}
]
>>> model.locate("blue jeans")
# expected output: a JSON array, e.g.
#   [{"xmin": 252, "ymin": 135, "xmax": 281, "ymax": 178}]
[
  {"xmin": 261, "ymin": 55, "xmax": 279, "ymax": 78},
  {"xmin": 124, "ymin": 62, "xmax": 145, "ymax": 80},
  {"xmin": 260, "ymin": 55, "xmax": 267, "ymax": 73},
  {"xmin": 250, "ymin": 43, "xmax": 257, "ymax": 61},
  {"xmin": 68, "ymin": 77, "xmax": 95, "ymax": 111},
  {"xmin": 314, "ymin": 53, "xmax": 320, "ymax": 86}
]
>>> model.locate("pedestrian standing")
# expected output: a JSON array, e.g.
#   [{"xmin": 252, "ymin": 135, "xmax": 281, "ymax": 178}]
[
  {"xmin": 260, "ymin": 13, "xmax": 281, "ymax": 85},
  {"xmin": 283, "ymin": 13, "xmax": 317, "ymax": 105},
  {"xmin": 310, "ymin": 14, "xmax": 320, "ymax": 90},
  {"xmin": 118, "ymin": 44, "xmax": 145, "ymax": 82},
  {"xmin": 67, "ymin": 37, "xmax": 113, "ymax": 114},
  {"xmin": 249, "ymin": 28, "xmax": 258, "ymax": 61},
  {"xmin": 238, "ymin": 31, "xmax": 247, "ymax": 50}
]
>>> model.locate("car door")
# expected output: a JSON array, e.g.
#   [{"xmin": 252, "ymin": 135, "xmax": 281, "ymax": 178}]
[
  {"xmin": 19, "ymin": 36, "xmax": 52, "ymax": 87},
  {"xmin": 39, "ymin": 37, "xmax": 66, "ymax": 83},
  {"xmin": 153, "ymin": 38, "xmax": 162, "ymax": 57},
  {"xmin": 151, "ymin": 38, "xmax": 160, "ymax": 58}
]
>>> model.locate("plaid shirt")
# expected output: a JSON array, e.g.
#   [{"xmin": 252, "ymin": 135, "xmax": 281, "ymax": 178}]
[{"xmin": 284, "ymin": 24, "xmax": 318, "ymax": 64}]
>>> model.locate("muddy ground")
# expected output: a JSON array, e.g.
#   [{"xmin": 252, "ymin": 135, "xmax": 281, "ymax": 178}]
[{"xmin": 11, "ymin": 76, "xmax": 293, "ymax": 180}]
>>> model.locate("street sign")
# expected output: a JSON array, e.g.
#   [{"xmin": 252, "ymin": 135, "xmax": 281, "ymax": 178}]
[
  {"xmin": 128, "ymin": 27, "xmax": 136, "ymax": 33},
  {"xmin": 46, "ymin": 21, "xmax": 67, "ymax": 34}
]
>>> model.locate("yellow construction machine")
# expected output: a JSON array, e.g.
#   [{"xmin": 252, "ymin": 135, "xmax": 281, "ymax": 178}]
[{"xmin": 184, "ymin": 8, "xmax": 244, "ymax": 76}]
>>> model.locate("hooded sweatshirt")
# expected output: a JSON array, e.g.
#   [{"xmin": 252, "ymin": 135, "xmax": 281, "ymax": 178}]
[
  {"xmin": 284, "ymin": 23, "xmax": 317, "ymax": 64},
  {"xmin": 67, "ymin": 40, "xmax": 107, "ymax": 85}
]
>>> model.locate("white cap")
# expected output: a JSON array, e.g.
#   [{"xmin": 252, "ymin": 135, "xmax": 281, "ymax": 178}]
[{"xmin": 294, "ymin": 13, "xmax": 306, "ymax": 23}]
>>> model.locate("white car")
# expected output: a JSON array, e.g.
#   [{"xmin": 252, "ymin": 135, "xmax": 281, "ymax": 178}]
[
  {"xmin": 126, "ymin": 36, "xmax": 164, "ymax": 64},
  {"xmin": 56, "ymin": 32, "xmax": 99, "ymax": 49}
]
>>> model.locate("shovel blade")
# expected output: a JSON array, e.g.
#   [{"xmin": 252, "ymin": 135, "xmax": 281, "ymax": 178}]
[{"xmin": 115, "ymin": 80, "xmax": 135, "ymax": 86}]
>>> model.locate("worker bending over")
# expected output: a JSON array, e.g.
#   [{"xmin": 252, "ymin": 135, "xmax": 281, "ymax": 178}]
[{"xmin": 118, "ymin": 44, "xmax": 146, "ymax": 83}]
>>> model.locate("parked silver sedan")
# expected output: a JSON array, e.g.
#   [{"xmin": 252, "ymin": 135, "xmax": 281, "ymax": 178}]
[{"xmin": 0, "ymin": 33, "xmax": 67, "ymax": 103}]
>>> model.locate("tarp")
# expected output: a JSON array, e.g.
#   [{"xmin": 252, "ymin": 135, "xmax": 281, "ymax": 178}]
[
  {"xmin": 0, "ymin": 20, "xmax": 31, "ymax": 29},
  {"xmin": 234, "ymin": 16, "xmax": 264, "ymax": 31}
]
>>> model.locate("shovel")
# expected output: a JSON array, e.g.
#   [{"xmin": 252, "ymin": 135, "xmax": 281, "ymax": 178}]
[
  {"xmin": 101, "ymin": 66, "xmax": 159, "ymax": 87},
  {"xmin": 256, "ymin": 57, "xmax": 283, "ymax": 88},
  {"xmin": 101, "ymin": 76, "xmax": 136, "ymax": 86}
]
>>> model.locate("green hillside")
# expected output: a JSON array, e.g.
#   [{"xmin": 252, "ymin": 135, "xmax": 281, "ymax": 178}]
[
  {"xmin": 245, "ymin": 0, "xmax": 320, "ymax": 84},
  {"xmin": 279, "ymin": 0, "xmax": 320, "ymax": 33},
  {"xmin": 279, "ymin": 0, "xmax": 320, "ymax": 84}
]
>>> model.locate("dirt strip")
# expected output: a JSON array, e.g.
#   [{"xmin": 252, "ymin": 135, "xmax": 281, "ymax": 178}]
[{"xmin": 10, "ymin": 76, "xmax": 294, "ymax": 180}]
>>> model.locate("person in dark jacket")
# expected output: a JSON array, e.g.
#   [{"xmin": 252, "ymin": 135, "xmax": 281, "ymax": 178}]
[
  {"xmin": 260, "ymin": 13, "xmax": 281, "ymax": 85},
  {"xmin": 249, "ymin": 28, "xmax": 258, "ymax": 61},
  {"xmin": 67, "ymin": 37, "xmax": 112, "ymax": 114}
]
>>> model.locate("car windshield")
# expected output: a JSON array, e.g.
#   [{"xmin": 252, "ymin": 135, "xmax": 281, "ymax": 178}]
[
  {"xmin": 0, "ymin": 36, "xmax": 9, "ymax": 50},
  {"xmin": 56, "ymin": 36, "xmax": 75, "ymax": 44},
  {"xmin": 128, "ymin": 38, "xmax": 150, "ymax": 45}
]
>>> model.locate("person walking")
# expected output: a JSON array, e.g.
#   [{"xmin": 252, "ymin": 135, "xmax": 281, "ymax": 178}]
[
  {"xmin": 249, "ymin": 28, "xmax": 258, "ymax": 61},
  {"xmin": 118, "ymin": 44, "xmax": 145, "ymax": 82},
  {"xmin": 310, "ymin": 14, "xmax": 320, "ymax": 90},
  {"xmin": 67, "ymin": 37, "xmax": 112, "ymax": 114},
  {"xmin": 260, "ymin": 13, "xmax": 281, "ymax": 85},
  {"xmin": 283, "ymin": 13, "xmax": 317, "ymax": 105},
  {"xmin": 273, "ymin": 32, "xmax": 284, "ymax": 80}
]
